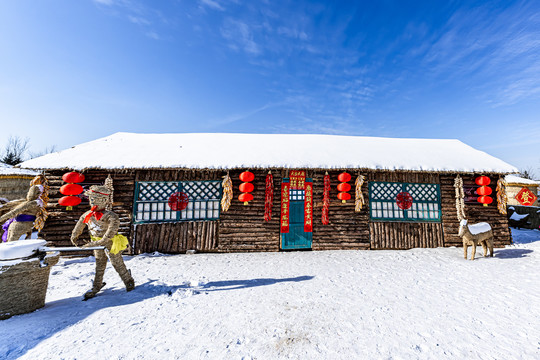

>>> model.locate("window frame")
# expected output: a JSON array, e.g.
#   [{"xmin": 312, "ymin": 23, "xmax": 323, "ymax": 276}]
[
  {"xmin": 133, "ymin": 180, "xmax": 222, "ymax": 224},
  {"xmin": 368, "ymin": 181, "xmax": 442, "ymax": 223}
]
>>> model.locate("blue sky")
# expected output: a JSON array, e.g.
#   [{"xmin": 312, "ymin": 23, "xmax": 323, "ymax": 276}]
[{"xmin": 1, "ymin": 0, "xmax": 539, "ymax": 174}]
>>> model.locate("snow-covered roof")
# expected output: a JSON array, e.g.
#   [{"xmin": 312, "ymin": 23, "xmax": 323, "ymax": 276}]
[
  {"xmin": 505, "ymin": 174, "xmax": 540, "ymax": 186},
  {"xmin": 0, "ymin": 162, "xmax": 39, "ymax": 177},
  {"xmin": 19, "ymin": 132, "xmax": 518, "ymax": 173}
]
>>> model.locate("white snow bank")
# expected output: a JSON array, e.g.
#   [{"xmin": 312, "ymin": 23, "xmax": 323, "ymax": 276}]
[
  {"xmin": 0, "ymin": 162, "xmax": 39, "ymax": 176},
  {"xmin": 1, "ymin": 228, "xmax": 539, "ymax": 359},
  {"xmin": 505, "ymin": 174, "xmax": 540, "ymax": 186},
  {"xmin": 510, "ymin": 212, "xmax": 529, "ymax": 221},
  {"xmin": 19, "ymin": 132, "xmax": 518, "ymax": 173},
  {"xmin": 467, "ymin": 222, "xmax": 492, "ymax": 235},
  {"xmin": 0, "ymin": 239, "xmax": 47, "ymax": 260}
]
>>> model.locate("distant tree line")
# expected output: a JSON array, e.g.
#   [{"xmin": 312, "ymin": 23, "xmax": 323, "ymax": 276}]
[{"xmin": 1, "ymin": 136, "xmax": 57, "ymax": 166}]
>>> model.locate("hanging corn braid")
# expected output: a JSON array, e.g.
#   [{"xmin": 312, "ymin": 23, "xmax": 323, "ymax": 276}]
[
  {"xmin": 454, "ymin": 175, "xmax": 466, "ymax": 221},
  {"xmin": 104, "ymin": 175, "xmax": 114, "ymax": 210},
  {"xmin": 221, "ymin": 172, "xmax": 232, "ymax": 212},
  {"xmin": 354, "ymin": 175, "xmax": 365, "ymax": 212},
  {"xmin": 496, "ymin": 177, "xmax": 507, "ymax": 215},
  {"xmin": 30, "ymin": 174, "xmax": 49, "ymax": 232}
]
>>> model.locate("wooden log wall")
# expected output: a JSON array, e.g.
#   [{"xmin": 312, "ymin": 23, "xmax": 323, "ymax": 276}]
[
  {"xmin": 40, "ymin": 170, "xmax": 136, "ymax": 249},
  {"xmin": 133, "ymin": 169, "xmax": 222, "ymax": 254},
  {"xmin": 311, "ymin": 170, "xmax": 370, "ymax": 250},
  {"xmin": 133, "ymin": 221, "xmax": 218, "ymax": 253},
  {"xmin": 219, "ymin": 169, "xmax": 282, "ymax": 252},
  {"xmin": 366, "ymin": 171, "xmax": 444, "ymax": 249},
  {"xmin": 440, "ymin": 174, "xmax": 511, "ymax": 248}
]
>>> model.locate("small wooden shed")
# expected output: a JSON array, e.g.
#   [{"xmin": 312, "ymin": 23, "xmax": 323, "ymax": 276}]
[
  {"xmin": 20, "ymin": 133, "xmax": 518, "ymax": 254},
  {"xmin": 504, "ymin": 175, "xmax": 539, "ymax": 207}
]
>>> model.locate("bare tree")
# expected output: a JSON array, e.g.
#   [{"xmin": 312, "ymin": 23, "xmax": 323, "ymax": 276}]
[
  {"xmin": 1, "ymin": 136, "xmax": 29, "ymax": 165},
  {"xmin": 519, "ymin": 166, "xmax": 536, "ymax": 180},
  {"xmin": 30, "ymin": 145, "xmax": 58, "ymax": 158}
]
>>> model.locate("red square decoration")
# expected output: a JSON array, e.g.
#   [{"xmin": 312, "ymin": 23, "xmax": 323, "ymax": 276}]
[{"xmin": 515, "ymin": 187, "xmax": 537, "ymax": 206}]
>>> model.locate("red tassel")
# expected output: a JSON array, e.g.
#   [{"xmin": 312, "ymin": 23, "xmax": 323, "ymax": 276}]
[
  {"xmin": 322, "ymin": 173, "xmax": 330, "ymax": 225},
  {"xmin": 264, "ymin": 173, "xmax": 274, "ymax": 221}
]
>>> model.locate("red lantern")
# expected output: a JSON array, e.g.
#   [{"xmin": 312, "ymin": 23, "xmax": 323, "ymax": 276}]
[
  {"xmin": 60, "ymin": 183, "xmax": 84, "ymax": 196},
  {"xmin": 62, "ymin": 172, "xmax": 85, "ymax": 183},
  {"xmin": 337, "ymin": 172, "xmax": 351, "ymax": 183},
  {"xmin": 239, "ymin": 171, "xmax": 254, "ymax": 205},
  {"xmin": 239, "ymin": 182, "xmax": 255, "ymax": 193},
  {"xmin": 239, "ymin": 171, "xmax": 255, "ymax": 182},
  {"xmin": 478, "ymin": 195, "xmax": 493, "ymax": 206},
  {"xmin": 337, "ymin": 183, "xmax": 351, "ymax": 192},
  {"xmin": 475, "ymin": 176, "xmax": 490, "ymax": 186},
  {"xmin": 337, "ymin": 172, "xmax": 351, "ymax": 203},
  {"xmin": 476, "ymin": 186, "xmax": 492, "ymax": 196},
  {"xmin": 238, "ymin": 193, "xmax": 254, "ymax": 203},
  {"xmin": 337, "ymin": 192, "xmax": 351, "ymax": 201},
  {"xmin": 58, "ymin": 196, "xmax": 82, "ymax": 207}
]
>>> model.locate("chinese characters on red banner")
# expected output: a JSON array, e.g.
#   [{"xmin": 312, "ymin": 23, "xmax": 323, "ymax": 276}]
[
  {"xmin": 516, "ymin": 187, "xmax": 537, "ymax": 206},
  {"xmin": 289, "ymin": 170, "xmax": 306, "ymax": 190},
  {"xmin": 304, "ymin": 182, "xmax": 313, "ymax": 232},
  {"xmin": 280, "ymin": 182, "xmax": 290, "ymax": 233}
]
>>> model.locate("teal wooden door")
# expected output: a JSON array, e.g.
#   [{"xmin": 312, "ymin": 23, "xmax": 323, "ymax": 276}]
[{"xmin": 281, "ymin": 179, "xmax": 313, "ymax": 250}]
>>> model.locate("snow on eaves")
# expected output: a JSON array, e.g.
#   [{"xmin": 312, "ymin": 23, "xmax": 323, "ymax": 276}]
[
  {"xmin": 505, "ymin": 174, "xmax": 540, "ymax": 186},
  {"xmin": 19, "ymin": 132, "xmax": 519, "ymax": 173},
  {"xmin": 0, "ymin": 162, "xmax": 39, "ymax": 176}
]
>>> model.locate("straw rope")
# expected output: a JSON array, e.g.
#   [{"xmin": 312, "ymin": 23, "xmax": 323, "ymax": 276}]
[
  {"xmin": 354, "ymin": 175, "xmax": 365, "ymax": 212},
  {"xmin": 496, "ymin": 177, "xmax": 508, "ymax": 215},
  {"xmin": 454, "ymin": 175, "xmax": 466, "ymax": 221},
  {"xmin": 221, "ymin": 172, "xmax": 232, "ymax": 212},
  {"xmin": 29, "ymin": 174, "xmax": 49, "ymax": 232}
]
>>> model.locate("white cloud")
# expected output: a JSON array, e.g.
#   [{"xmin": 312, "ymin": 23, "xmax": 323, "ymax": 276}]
[
  {"xmin": 199, "ymin": 0, "xmax": 224, "ymax": 11},
  {"xmin": 221, "ymin": 19, "xmax": 260, "ymax": 55}
]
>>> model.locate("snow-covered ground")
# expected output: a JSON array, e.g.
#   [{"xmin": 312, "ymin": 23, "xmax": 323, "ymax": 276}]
[{"xmin": 1, "ymin": 229, "xmax": 539, "ymax": 360}]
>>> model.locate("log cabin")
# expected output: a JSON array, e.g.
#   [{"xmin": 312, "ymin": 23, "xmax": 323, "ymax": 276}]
[{"xmin": 18, "ymin": 133, "xmax": 518, "ymax": 254}]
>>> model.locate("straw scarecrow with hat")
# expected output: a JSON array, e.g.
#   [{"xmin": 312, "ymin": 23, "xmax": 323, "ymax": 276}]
[
  {"xmin": 71, "ymin": 177, "xmax": 135, "ymax": 299},
  {"xmin": 0, "ymin": 175, "xmax": 49, "ymax": 242}
]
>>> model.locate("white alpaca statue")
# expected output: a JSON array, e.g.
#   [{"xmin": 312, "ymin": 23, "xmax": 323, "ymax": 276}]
[{"xmin": 458, "ymin": 219, "xmax": 494, "ymax": 260}]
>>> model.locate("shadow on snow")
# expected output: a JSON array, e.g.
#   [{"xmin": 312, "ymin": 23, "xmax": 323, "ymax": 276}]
[{"xmin": 1, "ymin": 275, "xmax": 314, "ymax": 359}]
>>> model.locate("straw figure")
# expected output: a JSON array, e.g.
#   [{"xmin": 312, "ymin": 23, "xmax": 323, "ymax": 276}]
[
  {"xmin": 458, "ymin": 219, "xmax": 494, "ymax": 260},
  {"xmin": 71, "ymin": 181, "xmax": 135, "ymax": 299},
  {"xmin": 0, "ymin": 185, "xmax": 47, "ymax": 242}
]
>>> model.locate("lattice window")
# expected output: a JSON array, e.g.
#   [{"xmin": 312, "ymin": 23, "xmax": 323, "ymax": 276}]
[
  {"xmin": 369, "ymin": 182, "xmax": 441, "ymax": 222},
  {"xmin": 289, "ymin": 189, "xmax": 305, "ymax": 201},
  {"xmin": 134, "ymin": 181, "xmax": 221, "ymax": 223}
]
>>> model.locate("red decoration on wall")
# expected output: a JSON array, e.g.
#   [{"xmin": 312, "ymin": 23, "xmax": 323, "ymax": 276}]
[
  {"xmin": 168, "ymin": 192, "xmax": 189, "ymax": 211},
  {"xmin": 238, "ymin": 193, "xmax": 254, "ymax": 203},
  {"xmin": 280, "ymin": 182, "xmax": 290, "ymax": 233},
  {"xmin": 476, "ymin": 186, "xmax": 493, "ymax": 196},
  {"xmin": 396, "ymin": 192, "xmax": 413, "ymax": 210},
  {"xmin": 475, "ymin": 176, "xmax": 490, "ymax": 186},
  {"xmin": 59, "ymin": 171, "xmax": 85, "ymax": 210},
  {"xmin": 304, "ymin": 182, "xmax": 313, "ymax": 232},
  {"xmin": 58, "ymin": 196, "xmax": 82, "ymax": 207},
  {"xmin": 516, "ymin": 187, "xmax": 537, "ymax": 206},
  {"xmin": 239, "ymin": 171, "xmax": 255, "ymax": 182},
  {"xmin": 62, "ymin": 172, "xmax": 85, "ymax": 183},
  {"xmin": 337, "ymin": 172, "xmax": 351, "ymax": 183},
  {"xmin": 337, "ymin": 172, "xmax": 351, "ymax": 203},
  {"xmin": 59, "ymin": 183, "xmax": 83, "ymax": 196},
  {"xmin": 289, "ymin": 170, "xmax": 306, "ymax": 189},
  {"xmin": 239, "ymin": 171, "xmax": 254, "ymax": 205},
  {"xmin": 264, "ymin": 172, "xmax": 274, "ymax": 222},
  {"xmin": 478, "ymin": 195, "xmax": 493, "ymax": 206},
  {"xmin": 322, "ymin": 173, "xmax": 330, "ymax": 225},
  {"xmin": 475, "ymin": 176, "xmax": 492, "ymax": 206}
]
